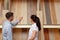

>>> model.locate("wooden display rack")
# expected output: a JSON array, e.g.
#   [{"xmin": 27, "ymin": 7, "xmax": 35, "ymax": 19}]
[
  {"xmin": 0, "ymin": 0, "xmax": 43, "ymax": 40},
  {"xmin": 0, "ymin": 0, "xmax": 60, "ymax": 40}
]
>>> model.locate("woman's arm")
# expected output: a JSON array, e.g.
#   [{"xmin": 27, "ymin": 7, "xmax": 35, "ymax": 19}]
[{"xmin": 29, "ymin": 31, "xmax": 37, "ymax": 40}]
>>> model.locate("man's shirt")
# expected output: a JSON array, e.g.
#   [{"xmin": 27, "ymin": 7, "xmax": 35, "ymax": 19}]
[{"xmin": 2, "ymin": 20, "xmax": 20, "ymax": 40}]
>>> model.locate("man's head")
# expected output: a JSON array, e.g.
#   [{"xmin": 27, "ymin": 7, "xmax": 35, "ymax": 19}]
[{"xmin": 5, "ymin": 12, "xmax": 14, "ymax": 21}]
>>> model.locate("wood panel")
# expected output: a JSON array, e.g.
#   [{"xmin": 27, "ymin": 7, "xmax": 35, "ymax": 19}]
[
  {"xmin": 37, "ymin": 11, "xmax": 44, "ymax": 40},
  {"xmin": 44, "ymin": 29, "xmax": 49, "ymax": 40},
  {"xmin": 13, "ymin": 28, "xmax": 29, "ymax": 40},
  {"xmin": 10, "ymin": 0, "xmax": 37, "ymax": 25},
  {"xmin": 49, "ymin": 0, "xmax": 57, "ymax": 24},
  {"xmin": 10, "ymin": 0, "xmax": 27, "ymax": 24},
  {"xmin": 42, "ymin": 0, "xmax": 60, "ymax": 25},
  {"xmin": 0, "ymin": 29, "xmax": 2, "ymax": 40},
  {"xmin": 54, "ymin": 0, "xmax": 60, "ymax": 24},
  {"xmin": 42, "ymin": 0, "xmax": 47, "ymax": 25},
  {"xmin": 0, "ymin": 0, "xmax": 4, "ymax": 24},
  {"xmin": 49, "ymin": 29, "xmax": 55, "ymax": 40},
  {"xmin": 44, "ymin": 28, "xmax": 60, "ymax": 40},
  {"xmin": 53, "ymin": 29, "xmax": 60, "ymax": 40},
  {"xmin": 27, "ymin": 0, "xmax": 37, "ymax": 24}
]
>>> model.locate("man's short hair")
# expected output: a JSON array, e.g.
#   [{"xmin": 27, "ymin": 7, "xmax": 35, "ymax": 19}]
[{"xmin": 5, "ymin": 12, "xmax": 13, "ymax": 19}]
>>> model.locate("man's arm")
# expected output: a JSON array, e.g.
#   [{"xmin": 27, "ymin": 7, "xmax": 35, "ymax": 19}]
[{"xmin": 11, "ymin": 17, "xmax": 23, "ymax": 26}]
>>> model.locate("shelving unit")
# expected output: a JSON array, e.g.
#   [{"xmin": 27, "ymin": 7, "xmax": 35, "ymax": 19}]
[
  {"xmin": 42, "ymin": 0, "xmax": 60, "ymax": 40},
  {"xmin": 1, "ymin": 0, "xmax": 60, "ymax": 40},
  {"xmin": 0, "ymin": 0, "xmax": 43, "ymax": 40}
]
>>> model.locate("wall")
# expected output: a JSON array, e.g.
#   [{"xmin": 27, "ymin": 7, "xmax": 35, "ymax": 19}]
[{"xmin": 41, "ymin": 0, "xmax": 60, "ymax": 25}]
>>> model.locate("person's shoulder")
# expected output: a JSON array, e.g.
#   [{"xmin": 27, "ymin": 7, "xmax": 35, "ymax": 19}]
[
  {"xmin": 3, "ymin": 20, "xmax": 10, "ymax": 25},
  {"xmin": 32, "ymin": 23, "xmax": 36, "ymax": 27}
]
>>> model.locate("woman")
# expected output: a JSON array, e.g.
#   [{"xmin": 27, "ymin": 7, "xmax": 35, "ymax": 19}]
[{"xmin": 28, "ymin": 15, "xmax": 41, "ymax": 40}]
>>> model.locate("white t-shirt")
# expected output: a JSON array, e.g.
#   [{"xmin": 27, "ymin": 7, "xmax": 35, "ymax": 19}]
[{"xmin": 28, "ymin": 23, "xmax": 38, "ymax": 40}]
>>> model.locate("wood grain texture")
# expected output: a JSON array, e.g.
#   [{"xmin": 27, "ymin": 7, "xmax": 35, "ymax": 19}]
[
  {"xmin": 44, "ymin": 28, "xmax": 60, "ymax": 40},
  {"xmin": 0, "ymin": 29, "xmax": 2, "ymax": 40},
  {"xmin": 49, "ymin": 0, "xmax": 57, "ymax": 24},
  {"xmin": 54, "ymin": 0, "xmax": 60, "ymax": 24},
  {"xmin": 0, "ymin": 0, "xmax": 4, "ymax": 24},
  {"xmin": 49, "ymin": 29, "xmax": 55, "ymax": 40},
  {"xmin": 37, "ymin": 11, "xmax": 44, "ymax": 40},
  {"xmin": 10, "ymin": 0, "xmax": 25, "ymax": 24},
  {"xmin": 42, "ymin": 0, "xmax": 47, "ymax": 24},
  {"xmin": 27, "ymin": 0, "xmax": 37, "ymax": 24},
  {"xmin": 13, "ymin": 28, "xmax": 29, "ymax": 40},
  {"xmin": 43, "ymin": 0, "xmax": 60, "ymax": 25},
  {"xmin": 53, "ymin": 29, "xmax": 60, "ymax": 40},
  {"xmin": 44, "ymin": 29, "xmax": 49, "ymax": 40},
  {"xmin": 13, "ymin": 28, "xmax": 22, "ymax": 40},
  {"xmin": 10, "ymin": 0, "xmax": 37, "ymax": 24},
  {"xmin": 44, "ymin": 0, "xmax": 52, "ymax": 25}
]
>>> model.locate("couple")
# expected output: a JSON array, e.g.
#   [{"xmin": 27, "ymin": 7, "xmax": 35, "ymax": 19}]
[{"xmin": 2, "ymin": 12, "xmax": 41, "ymax": 40}]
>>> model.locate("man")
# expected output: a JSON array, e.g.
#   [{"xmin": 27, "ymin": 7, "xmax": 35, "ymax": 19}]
[{"xmin": 2, "ymin": 12, "xmax": 23, "ymax": 40}]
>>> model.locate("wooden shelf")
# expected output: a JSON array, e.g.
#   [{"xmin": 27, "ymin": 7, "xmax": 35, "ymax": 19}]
[
  {"xmin": 44, "ymin": 25, "xmax": 60, "ymax": 28},
  {"xmin": 0, "ymin": 25, "xmax": 60, "ymax": 28},
  {"xmin": 0, "ymin": 25, "xmax": 31, "ymax": 28}
]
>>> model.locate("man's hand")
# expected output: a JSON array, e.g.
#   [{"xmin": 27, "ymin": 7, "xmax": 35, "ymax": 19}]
[{"xmin": 18, "ymin": 17, "xmax": 23, "ymax": 21}]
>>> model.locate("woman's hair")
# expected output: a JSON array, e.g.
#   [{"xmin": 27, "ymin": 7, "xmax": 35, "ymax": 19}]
[{"xmin": 31, "ymin": 15, "xmax": 41, "ymax": 31}]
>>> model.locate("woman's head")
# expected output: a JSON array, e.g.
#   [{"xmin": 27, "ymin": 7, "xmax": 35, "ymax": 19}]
[{"xmin": 30, "ymin": 15, "xmax": 41, "ymax": 31}]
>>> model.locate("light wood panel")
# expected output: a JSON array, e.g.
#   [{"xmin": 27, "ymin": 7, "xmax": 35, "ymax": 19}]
[
  {"xmin": 44, "ymin": 29, "xmax": 49, "ymax": 40},
  {"xmin": 49, "ymin": 0, "xmax": 57, "ymax": 24},
  {"xmin": 10, "ymin": 0, "xmax": 37, "ymax": 24},
  {"xmin": 42, "ymin": 0, "xmax": 60, "ymax": 25},
  {"xmin": 53, "ymin": 29, "xmax": 60, "ymax": 40},
  {"xmin": 49, "ymin": 29, "xmax": 55, "ymax": 40},
  {"xmin": 13, "ymin": 28, "xmax": 29, "ymax": 40},
  {"xmin": 0, "ymin": 29, "xmax": 2, "ymax": 40},
  {"xmin": 37, "ymin": 11, "xmax": 44, "ymax": 40},
  {"xmin": 27, "ymin": 0, "xmax": 37, "ymax": 24},
  {"xmin": 0, "ymin": 0, "xmax": 4, "ymax": 24},
  {"xmin": 54, "ymin": 0, "xmax": 60, "ymax": 24},
  {"xmin": 10, "ymin": 0, "xmax": 27, "ymax": 24},
  {"xmin": 44, "ymin": 28, "xmax": 60, "ymax": 40}
]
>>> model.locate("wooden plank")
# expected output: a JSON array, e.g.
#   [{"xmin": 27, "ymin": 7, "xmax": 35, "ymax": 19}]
[
  {"xmin": 13, "ymin": 28, "xmax": 29, "ymax": 40},
  {"xmin": 41, "ymin": 0, "xmax": 47, "ymax": 24},
  {"xmin": 4, "ymin": 0, "xmax": 10, "ymax": 10},
  {"xmin": 53, "ymin": 29, "xmax": 60, "ymax": 40},
  {"xmin": 21, "ymin": 28, "xmax": 29, "ymax": 40},
  {"xmin": 37, "ymin": 11, "xmax": 44, "ymax": 40},
  {"xmin": 0, "ymin": 29, "xmax": 2, "ymax": 40},
  {"xmin": 44, "ymin": 0, "xmax": 52, "ymax": 25},
  {"xmin": 54, "ymin": 0, "xmax": 60, "ymax": 24},
  {"xmin": 49, "ymin": 29, "xmax": 55, "ymax": 40},
  {"xmin": 13, "ymin": 28, "xmax": 22, "ymax": 40},
  {"xmin": 44, "ymin": 29, "xmax": 49, "ymax": 40},
  {"xmin": 0, "ymin": 0, "xmax": 4, "ymax": 24},
  {"xmin": 10, "ymin": 0, "xmax": 28, "ymax": 24},
  {"xmin": 27, "ymin": 0, "xmax": 37, "ymax": 24},
  {"xmin": 10, "ymin": 0, "xmax": 22, "ymax": 24},
  {"xmin": 49, "ymin": 0, "xmax": 57, "ymax": 24}
]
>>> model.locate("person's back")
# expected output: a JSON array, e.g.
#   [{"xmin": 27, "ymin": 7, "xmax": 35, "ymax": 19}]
[
  {"xmin": 2, "ymin": 20, "xmax": 12, "ymax": 40},
  {"xmin": 28, "ymin": 23, "xmax": 38, "ymax": 40}
]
